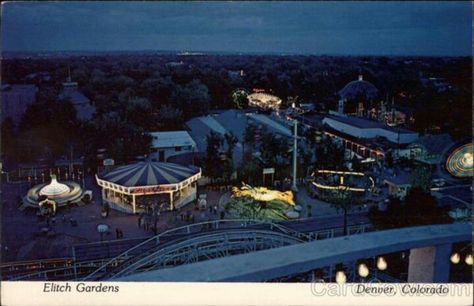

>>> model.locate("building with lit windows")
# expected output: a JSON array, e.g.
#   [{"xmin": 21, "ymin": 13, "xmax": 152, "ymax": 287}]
[{"xmin": 322, "ymin": 112, "xmax": 419, "ymax": 160}]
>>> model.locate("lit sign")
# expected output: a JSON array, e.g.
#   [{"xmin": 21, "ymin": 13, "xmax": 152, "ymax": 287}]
[{"xmin": 131, "ymin": 186, "xmax": 176, "ymax": 194}]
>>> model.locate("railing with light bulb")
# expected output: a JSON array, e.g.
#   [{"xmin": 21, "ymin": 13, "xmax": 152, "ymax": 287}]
[
  {"xmin": 450, "ymin": 243, "xmax": 473, "ymax": 266},
  {"xmin": 331, "ymin": 256, "xmax": 389, "ymax": 284}
]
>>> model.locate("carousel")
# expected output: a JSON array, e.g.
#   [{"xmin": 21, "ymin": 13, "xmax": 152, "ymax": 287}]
[
  {"xmin": 23, "ymin": 174, "xmax": 85, "ymax": 211},
  {"xmin": 95, "ymin": 161, "xmax": 201, "ymax": 214}
]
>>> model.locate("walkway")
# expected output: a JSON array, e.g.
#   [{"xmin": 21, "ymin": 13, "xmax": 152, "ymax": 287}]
[{"xmin": 0, "ymin": 177, "xmax": 227, "ymax": 262}]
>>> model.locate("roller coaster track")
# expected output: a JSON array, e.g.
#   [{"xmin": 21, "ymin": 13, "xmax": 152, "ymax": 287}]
[
  {"xmin": 103, "ymin": 229, "xmax": 305, "ymax": 280},
  {"xmin": 82, "ymin": 219, "xmax": 309, "ymax": 281},
  {"xmin": 8, "ymin": 217, "xmax": 372, "ymax": 281}
]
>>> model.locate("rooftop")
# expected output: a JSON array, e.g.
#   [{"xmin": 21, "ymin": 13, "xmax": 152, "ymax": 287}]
[
  {"xmin": 1, "ymin": 84, "xmax": 38, "ymax": 93},
  {"xmin": 383, "ymin": 168, "xmax": 412, "ymax": 186},
  {"xmin": 150, "ymin": 131, "xmax": 196, "ymax": 149},
  {"xmin": 411, "ymin": 133, "xmax": 454, "ymax": 155},
  {"xmin": 248, "ymin": 113, "xmax": 293, "ymax": 137},
  {"xmin": 97, "ymin": 161, "xmax": 201, "ymax": 187},
  {"xmin": 59, "ymin": 82, "xmax": 95, "ymax": 121},
  {"xmin": 338, "ymin": 75, "xmax": 379, "ymax": 101},
  {"xmin": 213, "ymin": 109, "xmax": 248, "ymax": 142},
  {"xmin": 325, "ymin": 114, "xmax": 415, "ymax": 134},
  {"xmin": 185, "ymin": 110, "xmax": 294, "ymax": 152}
]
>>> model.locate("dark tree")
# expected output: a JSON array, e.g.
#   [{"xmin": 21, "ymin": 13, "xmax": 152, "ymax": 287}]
[
  {"xmin": 204, "ymin": 131, "xmax": 224, "ymax": 181},
  {"xmin": 170, "ymin": 79, "xmax": 210, "ymax": 120},
  {"xmin": 369, "ymin": 188, "xmax": 451, "ymax": 230},
  {"xmin": 315, "ymin": 136, "xmax": 345, "ymax": 170}
]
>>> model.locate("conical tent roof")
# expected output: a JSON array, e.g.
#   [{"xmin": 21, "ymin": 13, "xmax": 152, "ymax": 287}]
[{"xmin": 98, "ymin": 161, "xmax": 200, "ymax": 187}]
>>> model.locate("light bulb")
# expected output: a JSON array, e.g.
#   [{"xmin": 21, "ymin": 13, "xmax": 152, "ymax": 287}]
[
  {"xmin": 377, "ymin": 257, "xmax": 387, "ymax": 271},
  {"xmin": 335, "ymin": 270, "xmax": 346, "ymax": 284},
  {"xmin": 358, "ymin": 263, "xmax": 369, "ymax": 278},
  {"xmin": 450, "ymin": 253, "xmax": 460, "ymax": 264},
  {"xmin": 465, "ymin": 254, "xmax": 473, "ymax": 266}
]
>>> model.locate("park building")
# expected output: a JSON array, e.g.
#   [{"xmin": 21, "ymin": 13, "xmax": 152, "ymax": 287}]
[
  {"xmin": 383, "ymin": 169, "xmax": 412, "ymax": 199},
  {"xmin": 1, "ymin": 84, "xmax": 38, "ymax": 126},
  {"xmin": 149, "ymin": 131, "xmax": 197, "ymax": 163},
  {"xmin": 398, "ymin": 133, "xmax": 454, "ymax": 166},
  {"xmin": 59, "ymin": 73, "xmax": 96, "ymax": 121},
  {"xmin": 185, "ymin": 109, "xmax": 293, "ymax": 166},
  {"xmin": 322, "ymin": 112, "xmax": 419, "ymax": 160},
  {"xmin": 336, "ymin": 74, "xmax": 413, "ymax": 127},
  {"xmin": 337, "ymin": 74, "xmax": 379, "ymax": 117}
]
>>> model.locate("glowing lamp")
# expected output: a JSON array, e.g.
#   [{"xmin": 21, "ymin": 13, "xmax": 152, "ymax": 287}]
[
  {"xmin": 358, "ymin": 263, "xmax": 369, "ymax": 278},
  {"xmin": 465, "ymin": 254, "xmax": 473, "ymax": 266},
  {"xmin": 376, "ymin": 257, "xmax": 387, "ymax": 271},
  {"xmin": 450, "ymin": 253, "xmax": 460, "ymax": 264},
  {"xmin": 335, "ymin": 271, "xmax": 346, "ymax": 284}
]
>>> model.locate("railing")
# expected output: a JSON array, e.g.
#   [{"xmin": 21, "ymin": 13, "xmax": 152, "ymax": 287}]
[
  {"xmin": 107, "ymin": 229, "xmax": 305, "ymax": 280},
  {"xmin": 82, "ymin": 219, "xmax": 306, "ymax": 281},
  {"xmin": 304, "ymin": 223, "xmax": 373, "ymax": 240},
  {"xmin": 5, "ymin": 258, "xmax": 107, "ymax": 281}
]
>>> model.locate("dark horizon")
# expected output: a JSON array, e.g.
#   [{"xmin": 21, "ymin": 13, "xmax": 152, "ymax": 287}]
[
  {"xmin": 1, "ymin": 1, "xmax": 472, "ymax": 57},
  {"xmin": 2, "ymin": 48, "xmax": 471, "ymax": 59}
]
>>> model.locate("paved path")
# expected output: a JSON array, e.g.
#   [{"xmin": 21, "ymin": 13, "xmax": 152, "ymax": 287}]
[{"xmin": 0, "ymin": 177, "xmax": 226, "ymax": 262}]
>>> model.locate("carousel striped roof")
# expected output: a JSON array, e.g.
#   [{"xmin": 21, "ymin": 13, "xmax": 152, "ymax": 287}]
[{"xmin": 98, "ymin": 161, "xmax": 200, "ymax": 187}]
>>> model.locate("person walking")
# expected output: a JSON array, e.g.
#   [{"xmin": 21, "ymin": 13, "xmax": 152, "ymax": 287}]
[
  {"xmin": 137, "ymin": 216, "xmax": 142, "ymax": 228},
  {"xmin": 115, "ymin": 228, "xmax": 120, "ymax": 239}
]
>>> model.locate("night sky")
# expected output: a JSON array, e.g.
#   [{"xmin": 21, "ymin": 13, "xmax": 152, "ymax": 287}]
[{"xmin": 1, "ymin": 1, "xmax": 472, "ymax": 56}]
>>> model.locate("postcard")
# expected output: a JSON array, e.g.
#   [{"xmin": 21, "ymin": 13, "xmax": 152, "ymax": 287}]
[{"xmin": 0, "ymin": 1, "xmax": 472, "ymax": 305}]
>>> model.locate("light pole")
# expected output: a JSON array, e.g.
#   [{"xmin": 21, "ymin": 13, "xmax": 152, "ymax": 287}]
[{"xmin": 291, "ymin": 119, "xmax": 298, "ymax": 192}]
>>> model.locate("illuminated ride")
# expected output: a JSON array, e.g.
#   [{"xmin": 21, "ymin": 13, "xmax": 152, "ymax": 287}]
[
  {"xmin": 231, "ymin": 183, "xmax": 295, "ymax": 206},
  {"xmin": 310, "ymin": 170, "xmax": 375, "ymax": 199},
  {"xmin": 247, "ymin": 93, "xmax": 282, "ymax": 110},
  {"xmin": 23, "ymin": 174, "xmax": 84, "ymax": 210},
  {"xmin": 445, "ymin": 143, "xmax": 473, "ymax": 178},
  {"xmin": 227, "ymin": 183, "xmax": 296, "ymax": 221},
  {"xmin": 231, "ymin": 88, "xmax": 249, "ymax": 109},
  {"xmin": 96, "ymin": 161, "xmax": 201, "ymax": 214}
]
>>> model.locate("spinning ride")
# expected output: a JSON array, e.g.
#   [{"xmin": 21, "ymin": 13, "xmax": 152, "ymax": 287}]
[
  {"xmin": 446, "ymin": 143, "xmax": 473, "ymax": 178},
  {"xmin": 23, "ymin": 175, "xmax": 84, "ymax": 209}
]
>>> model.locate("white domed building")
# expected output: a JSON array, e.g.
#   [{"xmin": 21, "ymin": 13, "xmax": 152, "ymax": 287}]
[{"xmin": 337, "ymin": 74, "xmax": 379, "ymax": 117}]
